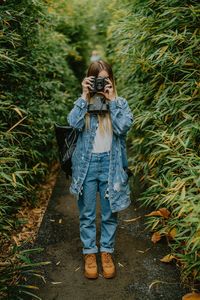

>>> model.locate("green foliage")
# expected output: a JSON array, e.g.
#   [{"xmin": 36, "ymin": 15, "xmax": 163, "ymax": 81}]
[
  {"xmin": 0, "ymin": 0, "xmax": 77, "ymax": 234},
  {"xmin": 106, "ymin": 0, "xmax": 200, "ymax": 283},
  {"xmin": 0, "ymin": 0, "xmax": 95, "ymax": 296},
  {"xmin": 0, "ymin": 243, "xmax": 50, "ymax": 300},
  {"xmin": 47, "ymin": 0, "xmax": 95, "ymax": 79}
]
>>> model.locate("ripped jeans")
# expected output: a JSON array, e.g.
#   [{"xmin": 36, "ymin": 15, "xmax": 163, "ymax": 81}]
[{"xmin": 77, "ymin": 150, "xmax": 118, "ymax": 254}]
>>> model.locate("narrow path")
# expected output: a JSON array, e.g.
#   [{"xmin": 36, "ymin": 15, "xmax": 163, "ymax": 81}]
[{"xmin": 31, "ymin": 171, "xmax": 188, "ymax": 300}]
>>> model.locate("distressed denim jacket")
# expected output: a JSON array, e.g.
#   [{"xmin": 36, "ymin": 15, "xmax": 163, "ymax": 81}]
[{"xmin": 67, "ymin": 96, "xmax": 134, "ymax": 213}]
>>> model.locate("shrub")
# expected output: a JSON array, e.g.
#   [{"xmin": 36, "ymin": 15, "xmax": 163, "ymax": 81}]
[{"xmin": 106, "ymin": 0, "xmax": 200, "ymax": 283}]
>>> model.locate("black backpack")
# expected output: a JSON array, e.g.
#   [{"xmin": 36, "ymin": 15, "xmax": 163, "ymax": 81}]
[{"xmin": 54, "ymin": 123, "xmax": 79, "ymax": 178}]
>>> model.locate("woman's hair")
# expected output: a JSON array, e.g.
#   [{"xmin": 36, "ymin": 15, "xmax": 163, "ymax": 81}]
[{"xmin": 84, "ymin": 60, "xmax": 118, "ymax": 135}]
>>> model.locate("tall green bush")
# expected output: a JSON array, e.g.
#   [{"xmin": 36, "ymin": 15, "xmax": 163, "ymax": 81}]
[
  {"xmin": 0, "ymin": 0, "xmax": 95, "ymax": 297},
  {"xmin": 106, "ymin": 0, "xmax": 200, "ymax": 283},
  {"xmin": 0, "ymin": 0, "xmax": 78, "ymax": 234}
]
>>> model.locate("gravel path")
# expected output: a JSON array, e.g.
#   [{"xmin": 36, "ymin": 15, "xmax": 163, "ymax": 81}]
[{"xmin": 29, "ymin": 171, "xmax": 188, "ymax": 300}]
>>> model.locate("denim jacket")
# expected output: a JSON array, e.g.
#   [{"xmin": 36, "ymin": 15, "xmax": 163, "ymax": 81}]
[{"xmin": 67, "ymin": 96, "xmax": 134, "ymax": 213}]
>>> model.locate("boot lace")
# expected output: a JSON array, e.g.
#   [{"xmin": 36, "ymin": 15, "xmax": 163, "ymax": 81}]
[
  {"xmin": 102, "ymin": 252, "xmax": 113, "ymax": 264},
  {"xmin": 85, "ymin": 254, "xmax": 96, "ymax": 265}
]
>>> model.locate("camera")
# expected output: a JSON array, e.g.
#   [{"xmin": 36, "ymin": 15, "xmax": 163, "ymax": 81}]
[
  {"xmin": 89, "ymin": 76, "xmax": 108, "ymax": 93},
  {"xmin": 87, "ymin": 93, "xmax": 109, "ymax": 114}
]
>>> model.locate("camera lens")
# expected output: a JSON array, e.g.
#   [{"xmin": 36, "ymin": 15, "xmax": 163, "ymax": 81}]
[{"xmin": 96, "ymin": 77, "xmax": 104, "ymax": 91}]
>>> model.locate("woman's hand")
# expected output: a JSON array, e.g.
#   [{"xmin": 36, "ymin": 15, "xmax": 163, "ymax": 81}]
[
  {"xmin": 99, "ymin": 78, "xmax": 116, "ymax": 101},
  {"xmin": 81, "ymin": 76, "xmax": 95, "ymax": 100}
]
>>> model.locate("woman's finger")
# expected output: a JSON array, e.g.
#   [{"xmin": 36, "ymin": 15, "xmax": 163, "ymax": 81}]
[
  {"xmin": 105, "ymin": 79, "xmax": 112, "ymax": 86},
  {"xmin": 86, "ymin": 76, "xmax": 95, "ymax": 82},
  {"xmin": 104, "ymin": 84, "xmax": 112, "ymax": 90},
  {"xmin": 84, "ymin": 79, "xmax": 94, "ymax": 86},
  {"xmin": 83, "ymin": 84, "xmax": 92, "ymax": 89},
  {"xmin": 82, "ymin": 80, "xmax": 92, "ymax": 86},
  {"xmin": 82, "ymin": 77, "xmax": 93, "ymax": 84},
  {"xmin": 106, "ymin": 78, "xmax": 112, "ymax": 85},
  {"xmin": 86, "ymin": 77, "xmax": 94, "ymax": 82}
]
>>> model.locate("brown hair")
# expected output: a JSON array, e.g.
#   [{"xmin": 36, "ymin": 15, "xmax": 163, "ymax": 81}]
[{"xmin": 84, "ymin": 60, "xmax": 118, "ymax": 135}]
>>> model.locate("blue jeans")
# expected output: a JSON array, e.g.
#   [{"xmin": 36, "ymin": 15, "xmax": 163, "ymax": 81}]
[{"xmin": 77, "ymin": 150, "xmax": 118, "ymax": 254}]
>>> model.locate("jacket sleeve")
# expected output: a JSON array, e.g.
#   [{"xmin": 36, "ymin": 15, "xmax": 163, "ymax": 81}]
[
  {"xmin": 108, "ymin": 97, "xmax": 134, "ymax": 136},
  {"xmin": 67, "ymin": 97, "xmax": 88, "ymax": 131}
]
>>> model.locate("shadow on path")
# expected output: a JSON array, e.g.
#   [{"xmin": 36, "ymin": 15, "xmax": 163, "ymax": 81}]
[{"xmin": 30, "ymin": 171, "xmax": 188, "ymax": 300}]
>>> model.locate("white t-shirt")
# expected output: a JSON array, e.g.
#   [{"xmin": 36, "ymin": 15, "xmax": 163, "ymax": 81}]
[{"xmin": 92, "ymin": 117, "xmax": 112, "ymax": 153}]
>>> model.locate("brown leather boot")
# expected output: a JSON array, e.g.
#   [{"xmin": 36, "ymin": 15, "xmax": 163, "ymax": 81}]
[
  {"xmin": 101, "ymin": 252, "xmax": 116, "ymax": 278},
  {"xmin": 83, "ymin": 253, "xmax": 98, "ymax": 279}
]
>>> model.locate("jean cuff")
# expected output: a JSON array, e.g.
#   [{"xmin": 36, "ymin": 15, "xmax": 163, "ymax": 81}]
[
  {"xmin": 82, "ymin": 246, "xmax": 98, "ymax": 254},
  {"xmin": 100, "ymin": 247, "xmax": 114, "ymax": 253}
]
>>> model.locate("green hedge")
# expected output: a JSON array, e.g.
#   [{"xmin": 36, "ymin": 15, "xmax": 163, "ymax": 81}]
[
  {"xmin": 106, "ymin": 0, "xmax": 200, "ymax": 283},
  {"xmin": 0, "ymin": 0, "xmax": 79, "ymax": 235},
  {"xmin": 0, "ymin": 0, "xmax": 95, "ymax": 297}
]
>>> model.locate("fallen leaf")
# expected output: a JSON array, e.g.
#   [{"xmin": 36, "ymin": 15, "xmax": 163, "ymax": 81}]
[
  {"xmin": 24, "ymin": 285, "xmax": 39, "ymax": 290},
  {"xmin": 149, "ymin": 280, "xmax": 165, "ymax": 291},
  {"xmin": 151, "ymin": 232, "xmax": 161, "ymax": 243},
  {"xmin": 145, "ymin": 208, "xmax": 170, "ymax": 219},
  {"xmin": 51, "ymin": 282, "xmax": 62, "ymax": 285},
  {"xmin": 123, "ymin": 216, "xmax": 141, "ymax": 222},
  {"xmin": 12, "ymin": 236, "xmax": 20, "ymax": 246},
  {"xmin": 137, "ymin": 247, "xmax": 151, "ymax": 254},
  {"xmin": 75, "ymin": 267, "xmax": 80, "ymax": 272},
  {"xmin": 182, "ymin": 292, "xmax": 200, "ymax": 300},
  {"xmin": 58, "ymin": 219, "xmax": 62, "ymax": 224},
  {"xmin": 118, "ymin": 262, "xmax": 124, "ymax": 267},
  {"xmin": 159, "ymin": 208, "xmax": 170, "ymax": 218},
  {"xmin": 32, "ymin": 208, "xmax": 42, "ymax": 214},
  {"xmin": 56, "ymin": 261, "xmax": 60, "ymax": 265},
  {"xmin": 160, "ymin": 254, "xmax": 176, "ymax": 263},
  {"xmin": 145, "ymin": 211, "xmax": 162, "ymax": 217},
  {"xmin": 168, "ymin": 228, "xmax": 177, "ymax": 239}
]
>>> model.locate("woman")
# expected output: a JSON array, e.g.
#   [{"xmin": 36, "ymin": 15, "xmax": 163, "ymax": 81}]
[{"xmin": 67, "ymin": 60, "xmax": 134, "ymax": 279}]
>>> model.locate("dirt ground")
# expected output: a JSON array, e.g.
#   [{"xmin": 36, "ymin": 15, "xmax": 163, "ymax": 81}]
[{"xmin": 28, "ymin": 171, "xmax": 189, "ymax": 300}]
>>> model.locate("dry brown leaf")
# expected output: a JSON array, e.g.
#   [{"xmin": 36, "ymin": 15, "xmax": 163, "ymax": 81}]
[
  {"xmin": 12, "ymin": 236, "xmax": 20, "ymax": 246},
  {"xmin": 151, "ymin": 232, "xmax": 161, "ymax": 243},
  {"xmin": 159, "ymin": 208, "xmax": 170, "ymax": 218},
  {"xmin": 182, "ymin": 292, "xmax": 200, "ymax": 300},
  {"xmin": 123, "ymin": 216, "xmax": 141, "ymax": 222},
  {"xmin": 118, "ymin": 262, "xmax": 124, "ymax": 267},
  {"xmin": 145, "ymin": 208, "xmax": 170, "ymax": 219},
  {"xmin": 145, "ymin": 211, "xmax": 161, "ymax": 217},
  {"xmin": 160, "ymin": 254, "xmax": 176, "ymax": 263},
  {"xmin": 168, "ymin": 228, "xmax": 177, "ymax": 239},
  {"xmin": 149, "ymin": 280, "xmax": 164, "ymax": 290},
  {"xmin": 32, "ymin": 208, "xmax": 42, "ymax": 214},
  {"xmin": 137, "ymin": 247, "xmax": 151, "ymax": 254}
]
